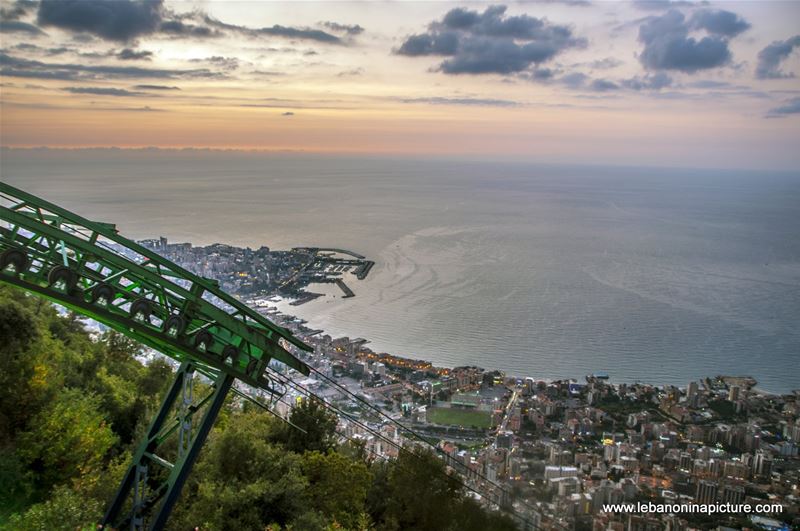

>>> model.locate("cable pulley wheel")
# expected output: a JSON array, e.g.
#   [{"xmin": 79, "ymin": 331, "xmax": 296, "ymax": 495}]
[
  {"xmin": 48, "ymin": 266, "xmax": 78, "ymax": 295},
  {"xmin": 221, "ymin": 345, "xmax": 239, "ymax": 364},
  {"xmin": 129, "ymin": 299, "xmax": 153, "ymax": 323},
  {"xmin": 0, "ymin": 248, "xmax": 28, "ymax": 276},
  {"xmin": 163, "ymin": 314, "xmax": 187, "ymax": 338},
  {"xmin": 194, "ymin": 330, "xmax": 214, "ymax": 352},
  {"xmin": 91, "ymin": 283, "xmax": 116, "ymax": 306}
]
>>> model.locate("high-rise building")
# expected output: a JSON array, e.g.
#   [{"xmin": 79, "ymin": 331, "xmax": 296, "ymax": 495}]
[
  {"xmin": 752, "ymin": 451, "xmax": 773, "ymax": 478},
  {"xmin": 696, "ymin": 480, "xmax": 718, "ymax": 504},
  {"xmin": 728, "ymin": 385, "xmax": 741, "ymax": 402},
  {"xmin": 686, "ymin": 381, "xmax": 699, "ymax": 401},
  {"xmin": 679, "ymin": 452, "xmax": 693, "ymax": 471},
  {"xmin": 721, "ymin": 484, "xmax": 745, "ymax": 505}
]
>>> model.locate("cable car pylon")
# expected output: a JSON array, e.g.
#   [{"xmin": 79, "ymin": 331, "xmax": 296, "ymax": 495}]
[{"xmin": 0, "ymin": 182, "xmax": 311, "ymax": 530}]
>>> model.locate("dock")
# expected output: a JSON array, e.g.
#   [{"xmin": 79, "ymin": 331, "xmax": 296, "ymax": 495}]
[{"xmin": 335, "ymin": 279, "xmax": 355, "ymax": 298}]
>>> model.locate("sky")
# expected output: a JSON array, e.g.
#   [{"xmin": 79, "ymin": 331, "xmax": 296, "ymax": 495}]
[{"xmin": 0, "ymin": 0, "xmax": 799, "ymax": 170}]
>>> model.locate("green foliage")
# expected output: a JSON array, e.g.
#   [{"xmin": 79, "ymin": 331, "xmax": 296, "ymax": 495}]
[
  {"xmin": 301, "ymin": 451, "xmax": 372, "ymax": 529},
  {"xmin": 170, "ymin": 411, "xmax": 309, "ymax": 530},
  {"xmin": 0, "ymin": 297, "xmax": 40, "ymax": 441},
  {"xmin": 0, "ymin": 297, "xmax": 38, "ymax": 355},
  {"xmin": 17, "ymin": 389, "xmax": 118, "ymax": 491},
  {"xmin": 382, "ymin": 449, "xmax": 463, "ymax": 530},
  {"xmin": 3, "ymin": 486, "xmax": 102, "ymax": 531},
  {"xmin": 452, "ymin": 497, "xmax": 519, "ymax": 531},
  {"xmin": 708, "ymin": 398, "xmax": 739, "ymax": 420},
  {"xmin": 0, "ymin": 287, "xmax": 170, "ymax": 525},
  {"xmin": 278, "ymin": 397, "xmax": 339, "ymax": 454},
  {"xmin": 0, "ymin": 286, "xmax": 521, "ymax": 530},
  {"xmin": 0, "ymin": 450, "xmax": 34, "ymax": 517}
]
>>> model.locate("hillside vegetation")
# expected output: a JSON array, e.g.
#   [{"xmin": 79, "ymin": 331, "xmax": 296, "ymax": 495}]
[{"xmin": 0, "ymin": 286, "xmax": 517, "ymax": 530}]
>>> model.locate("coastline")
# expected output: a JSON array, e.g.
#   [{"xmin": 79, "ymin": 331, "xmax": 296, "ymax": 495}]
[
  {"xmin": 133, "ymin": 236, "xmax": 798, "ymax": 395},
  {"xmin": 254, "ymin": 293, "xmax": 796, "ymax": 398}
]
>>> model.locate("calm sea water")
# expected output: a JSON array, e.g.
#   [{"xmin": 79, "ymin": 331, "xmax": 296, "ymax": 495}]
[{"xmin": 2, "ymin": 151, "xmax": 799, "ymax": 393}]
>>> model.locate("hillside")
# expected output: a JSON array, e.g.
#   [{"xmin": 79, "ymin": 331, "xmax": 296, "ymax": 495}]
[{"xmin": 0, "ymin": 286, "xmax": 517, "ymax": 530}]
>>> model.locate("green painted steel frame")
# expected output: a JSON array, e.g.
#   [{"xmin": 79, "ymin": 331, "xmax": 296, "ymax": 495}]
[
  {"xmin": 0, "ymin": 181, "xmax": 311, "ymax": 383},
  {"xmin": 102, "ymin": 360, "xmax": 234, "ymax": 530},
  {"xmin": 0, "ymin": 181, "xmax": 311, "ymax": 529}
]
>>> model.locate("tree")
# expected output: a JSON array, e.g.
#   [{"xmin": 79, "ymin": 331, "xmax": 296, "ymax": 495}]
[
  {"xmin": 101, "ymin": 330, "xmax": 142, "ymax": 365},
  {"xmin": 17, "ymin": 389, "xmax": 118, "ymax": 491},
  {"xmin": 0, "ymin": 289, "xmax": 528, "ymax": 530},
  {"xmin": 0, "ymin": 449, "xmax": 34, "ymax": 520},
  {"xmin": 4, "ymin": 485, "xmax": 102, "ymax": 531},
  {"xmin": 170, "ymin": 411, "xmax": 310, "ymax": 530},
  {"xmin": 89, "ymin": 366, "xmax": 146, "ymax": 446},
  {"xmin": 0, "ymin": 296, "xmax": 38, "ymax": 356},
  {"xmin": 383, "ymin": 449, "xmax": 463, "ymax": 530},
  {"xmin": 138, "ymin": 357, "xmax": 174, "ymax": 396},
  {"xmin": 280, "ymin": 397, "xmax": 339, "ymax": 454},
  {"xmin": 301, "ymin": 451, "xmax": 372, "ymax": 529},
  {"xmin": 451, "ymin": 497, "xmax": 518, "ymax": 531},
  {"xmin": 0, "ymin": 297, "xmax": 40, "ymax": 441}
]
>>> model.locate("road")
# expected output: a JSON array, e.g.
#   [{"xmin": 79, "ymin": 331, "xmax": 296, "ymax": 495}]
[{"xmin": 498, "ymin": 386, "xmax": 520, "ymax": 433}]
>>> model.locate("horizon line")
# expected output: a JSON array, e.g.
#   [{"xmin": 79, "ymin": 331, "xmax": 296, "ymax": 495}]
[{"xmin": 1, "ymin": 145, "xmax": 798, "ymax": 175}]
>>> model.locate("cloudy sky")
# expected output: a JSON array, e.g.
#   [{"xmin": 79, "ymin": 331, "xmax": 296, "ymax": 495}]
[{"xmin": 1, "ymin": 0, "xmax": 799, "ymax": 169}]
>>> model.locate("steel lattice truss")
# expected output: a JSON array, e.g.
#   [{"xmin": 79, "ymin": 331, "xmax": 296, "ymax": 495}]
[{"xmin": 0, "ymin": 181, "xmax": 311, "ymax": 530}]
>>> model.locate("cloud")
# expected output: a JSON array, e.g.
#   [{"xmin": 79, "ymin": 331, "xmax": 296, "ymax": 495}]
[
  {"xmin": 397, "ymin": 32, "xmax": 459, "ymax": 56},
  {"xmin": 755, "ymin": 35, "xmax": 800, "ymax": 79},
  {"xmin": 559, "ymin": 72, "xmax": 589, "ymax": 88},
  {"xmin": 0, "ymin": 68, "xmax": 78, "ymax": 80},
  {"xmin": 0, "ymin": 51, "xmax": 219, "ymax": 80},
  {"xmin": 539, "ymin": 0, "xmax": 592, "ymax": 5},
  {"xmin": 632, "ymin": 0, "xmax": 707, "ymax": 11},
  {"xmin": 689, "ymin": 9, "xmax": 750, "ymax": 37},
  {"xmin": 37, "ymin": 0, "xmax": 164, "ymax": 42},
  {"xmin": 336, "ymin": 67, "xmax": 364, "ymax": 77},
  {"xmin": 133, "ymin": 84, "xmax": 179, "ymax": 90},
  {"xmin": 589, "ymin": 79, "xmax": 619, "ymax": 91},
  {"xmin": 202, "ymin": 15, "xmax": 342, "ymax": 44},
  {"xmin": 101, "ymin": 105, "xmax": 164, "ymax": 112},
  {"xmin": 621, "ymin": 72, "xmax": 673, "ymax": 90},
  {"xmin": 33, "ymin": 1, "xmax": 347, "ymax": 45},
  {"xmin": 686, "ymin": 79, "xmax": 730, "ymax": 89},
  {"xmin": 0, "ymin": 0, "xmax": 37, "ymax": 21},
  {"xmin": 249, "ymin": 70, "xmax": 285, "ymax": 77},
  {"xmin": 531, "ymin": 67, "xmax": 555, "ymax": 80},
  {"xmin": 637, "ymin": 9, "xmax": 746, "ymax": 72},
  {"xmin": 117, "ymin": 48, "xmax": 153, "ymax": 61},
  {"xmin": 396, "ymin": 5, "xmax": 585, "ymax": 75},
  {"xmin": 258, "ymin": 25, "xmax": 341, "ymax": 43},
  {"xmin": 766, "ymin": 97, "xmax": 800, "ymax": 117},
  {"xmin": 401, "ymin": 96, "xmax": 520, "ymax": 107},
  {"xmin": 159, "ymin": 18, "xmax": 219, "ymax": 38},
  {"xmin": 189, "ymin": 56, "xmax": 239, "ymax": 70},
  {"xmin": 546, "ymin": 70, "xmax": 671, "ymax": 92},
  {"xmin": 47, "ymin": 47, "xmax": 72, "ymax": 55},
  {"xmin": 64, "ymin": 86, "xmax": 146, "ymax": 96},
  {"xmin": 321, "ymin": 21, "xmax": 364, "ymax": 35},
  {"xmin": 585, "ymin": 57, "xmax": 623, "ymax": 70},
  {"xmin": 0, "ymin": 20, "xmax": 45, "ymax": 35}
]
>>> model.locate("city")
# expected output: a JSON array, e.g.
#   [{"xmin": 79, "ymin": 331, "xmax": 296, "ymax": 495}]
[{"xmin": 142, "ymin": 236, "xmax": 799, "ymax": 530}]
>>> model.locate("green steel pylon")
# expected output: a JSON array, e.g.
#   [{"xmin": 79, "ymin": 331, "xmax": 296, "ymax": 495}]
[{"xmin": 0, "ymin": 181, "xmax": 311, "ymax": 530}]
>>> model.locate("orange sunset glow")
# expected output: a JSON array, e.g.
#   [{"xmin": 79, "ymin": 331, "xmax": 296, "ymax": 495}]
[{"xmin": 1, "ymin": 1, "xmax": 799, "ymax": 168}]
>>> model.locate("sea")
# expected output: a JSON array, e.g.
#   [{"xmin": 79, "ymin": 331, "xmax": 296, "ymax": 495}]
[{"xmin": 2, "ymin": 150, "xmax": 799, "ymax": 393}]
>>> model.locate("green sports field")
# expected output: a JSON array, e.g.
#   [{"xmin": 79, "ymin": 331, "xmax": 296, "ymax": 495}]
[{"xmin": 426, "ymin": 407, "xmax": 492, "ymax": 429}]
